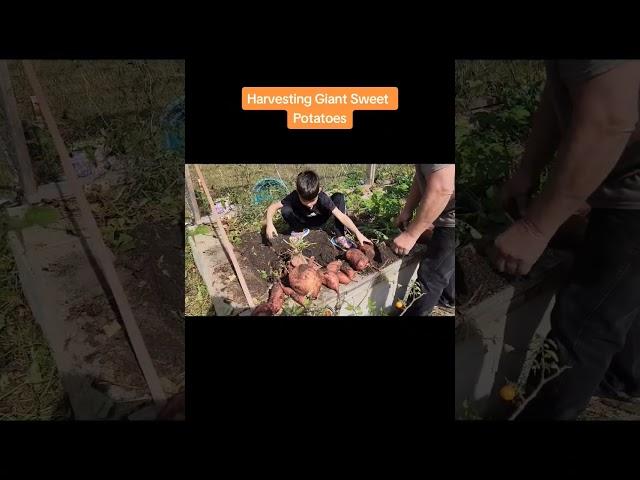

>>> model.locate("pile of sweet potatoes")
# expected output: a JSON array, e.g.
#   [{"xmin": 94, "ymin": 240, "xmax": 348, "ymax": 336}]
[{"xmin": 252, "ymin": 243, "xmax": 376, "ymax": 315}]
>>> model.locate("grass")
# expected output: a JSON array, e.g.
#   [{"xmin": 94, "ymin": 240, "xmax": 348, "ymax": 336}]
[
  {"xmin": 1, "ymin": 60, "xmax": 184, "ymax": 419},
  {"xmin": 0, "ymin": 210, "xmax": 67, "ymax": 420},
  {"xmin": 185, "ymin": 235, "xmax": 213, "ymax": 316},
  {"xmin": 187, "ymin": 224, "xmax": 213, "ymax": 237}
]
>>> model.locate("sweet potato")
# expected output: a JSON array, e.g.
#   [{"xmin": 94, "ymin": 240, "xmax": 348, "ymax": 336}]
[
  {"xmin": 326, "ymin": 260, "xmax": 343, "ymax": 273},
  {"xmin": 252, "ymin": 303, "xmax": 274, "ymax": 316},
  {"xmin": 340, "ymin": 263, "xmax": 356, "ymax": 280},
  {"xmin": 359, "ymin": 243, "xmax": 375, "ymax": 261},
  {"xmin": 345, "ymin": 248, "xmax": 369, "ymax": 271},
  {"xmin": 322, "ymin": 270, "xmax": 340, "ymax": 294},
  {"xmin": 336, "ymin": 271, "xmax": 351, "ymax": 285},
  {"xmin": 288, "ymin": 264, "xmax": 323, "ymax": 298},
  {"xmin": 290, "ymin": 254, "xmax": 307, "ymax": 268},
  {"xmin": 281, "ymin": 285, "xmax": 308, "ymax": 307},
  {"xmin": 268, "ymin": 282, "xmax": 285, "ymax": 314}
]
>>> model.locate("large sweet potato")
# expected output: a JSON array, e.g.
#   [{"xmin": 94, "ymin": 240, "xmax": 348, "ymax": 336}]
[
  {"xmin": 322, "ymin": 270, "xmax": 340, "ymax": 294},
  {"xmin": 326, "ymin": 260, "xmax": 342, "ymax": 273},
  {"xmin": 359, "ymin": 243, "xmax": 375, "ymax": 261},
  {"xmin": 340, "ymin": 263, "xmax": 356, "ymax": 280},
  {"xmin": 289, "ymin": 264, "xmax": 323, "ymax": 298},
  {"xmin": 345, "ymin": 248, "xmax": 369, "ymax": 271},
  {"xmin": 336, "ymin": 271, "xmax": 351, "ymax": 285}
]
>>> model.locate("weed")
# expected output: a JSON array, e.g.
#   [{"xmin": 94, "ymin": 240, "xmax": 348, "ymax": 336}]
[
  {"xmin": 185, "ymin": 234, "xmax": 212, "ymax": 316},
  {"xmin": 8, "ymin": 206, "xmax": 59, "ymax": 230},
  {"xmin": 187, "ymin": 224, "xmax": 212, "ymax": 237},
  {"xmin": 283, "ymin": 237, "xmax": 315, "ymax": 256}
]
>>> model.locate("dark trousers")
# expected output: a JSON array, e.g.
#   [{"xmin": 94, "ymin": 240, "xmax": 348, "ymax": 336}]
[
  {"xmin": 281, "ymin": 192, "xmax": 347, "ymax": 236},
  {"xmin": 518, "ymin": 209, "xmax": 640, "ymax": 420},
  {"xmin": 404, "ymin": 226, "xmax": 455, "ymax": 316}
]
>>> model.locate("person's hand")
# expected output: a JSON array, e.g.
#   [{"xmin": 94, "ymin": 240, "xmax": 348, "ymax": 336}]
[
  {"xmin": 394, "ymin": 210, "xmax": 412, "ymax": 231},
  {"xmin": 266, "ymin": 224, "xmax": 278, "ymax": 239},
  {"xmin": 357, "ymin": 233, "xmax": 373, "ymax": 247},
  {"xmin": 501, "ymin": 169, "xmax": 539, "ymax": 219},
  {"xmin": 492, "ymin": 219, "xmax": 551, "ymax": 276},
  {"xmin": 392, "ymin": 231, "xmax": 418, "ymax": 256}
]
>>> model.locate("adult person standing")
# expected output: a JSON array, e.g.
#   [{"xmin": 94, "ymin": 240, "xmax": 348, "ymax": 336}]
[
  {"xmin": 392, "ymin": 164, "xmax": 455, "ymax": 316},
  {"xmin": 493, "ymin": 60, "xmax": 640, "ymax": 419}
]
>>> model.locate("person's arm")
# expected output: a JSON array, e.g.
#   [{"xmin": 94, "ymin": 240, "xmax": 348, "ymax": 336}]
[
  {"xmin": 494, "ymin": 61, "xmax": 640, "ymax": 275},
  {"xmin": 525, "ymin": 61, "xmax": 640, "ymax": 238},
  {"xmin": 265, "ymin": 201, "xmax": 283, "ymax": 238},
  {"xmin": 331, "ymin": 208, "xmax": 371, "ymax": 245},
  {"xmin": 405, "ymin": 165, "xmax": 455, "ymax": 238},
  {"xmin": 391, "ymin": 165, "xmax": 455, "ymax": 256}
]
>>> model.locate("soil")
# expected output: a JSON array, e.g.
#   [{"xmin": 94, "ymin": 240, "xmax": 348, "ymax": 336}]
[
  {"xmin": 431, "ymin": 306, "xmax": 455, "ymax": 316},
  {"xmin": 579, "ymin": 397, "xmax": 640, "ymax": 421},
  {"xmin": 457, "ymin": 244, "xmax": 508, "ymax": 310},
  {"xmin": 123, "ymin": 222, "xmax": 184, "ymax": 322},
  {"xmin": 60, "ymin": 219, "xmax": 185, "ymax": 412},
  {"xmin": 457, "ymin": 242, "xmax": 569, "ymax": 311}
]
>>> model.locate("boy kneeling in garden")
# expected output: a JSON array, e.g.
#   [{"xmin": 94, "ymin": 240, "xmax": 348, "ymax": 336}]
[{"xmin": 264, "ymin": 170, "xmax": 372, "ymax": 249}]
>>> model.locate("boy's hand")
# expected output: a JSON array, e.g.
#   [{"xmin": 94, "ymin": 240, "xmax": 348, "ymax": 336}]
[
  {"xmin": 356, "ymin": 233, "xmax": 373, "ymax": 247},
  {"xmin": 266, "ymin": 224, "xmax": 278, "ymax": 239}
]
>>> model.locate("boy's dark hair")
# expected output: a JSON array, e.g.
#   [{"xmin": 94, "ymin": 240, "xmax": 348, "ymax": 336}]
[{"xmin": 296, "ymin": 170, "xmax": 320, "ymax": 200}]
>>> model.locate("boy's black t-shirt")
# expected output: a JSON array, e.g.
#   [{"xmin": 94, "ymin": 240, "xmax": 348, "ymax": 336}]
[{"xmin": 281, "ymin": 190, "xmax": 336, "ymax": 219}]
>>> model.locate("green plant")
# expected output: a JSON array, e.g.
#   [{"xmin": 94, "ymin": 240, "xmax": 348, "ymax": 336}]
[
  {"xmin": 348, "ymin": 171, "xmax": 413, "ymax": 241},
  {"xmin": 459, "ymin": 399, "xmax": 483, "ymax": 420},
  {"xmin": 281, "ymin": 298, "xmax": 310, "ymax": 316},
  {"xmin": 8, "ymin": 206, "xmax": 59, "ymax": 230},
  {"xmin": 508, "ymin": 338, "xmax": 571, "ymax": 420},
  {"xmin": 455, "ymin": 61, "xmax": 546, "ymax": 248},
  {"xmin": 187, "ymin": 224, "xmax": 212, "ymax": 237},
  {"xmin": 283, "ymin": 237, "xmax": 315, "ymax": 256}
]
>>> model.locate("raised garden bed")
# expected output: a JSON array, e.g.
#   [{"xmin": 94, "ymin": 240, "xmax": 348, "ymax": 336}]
[
  {"xmin": 188, "ymin": 227, "xmax": 430, "ymax": 316},
  {"xmin": 455, "ymin": 244, "xmax": 573, "ymax": 419}
]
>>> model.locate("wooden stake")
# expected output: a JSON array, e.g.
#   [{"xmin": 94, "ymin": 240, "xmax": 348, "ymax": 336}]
[
  {"xmin": 0, "ymin": 61, "xmax": 38, "ymax": 201},
  {"xmin": 22, "ymin": 60, "xmax": 166, "ymax": 407},
  {"xmin": 365, "ymin": 164, "xmax": 376, "ymax": 186},
  {"xmin": 192, "ymin": 164, "xmax": 255, "ymax": 309}
]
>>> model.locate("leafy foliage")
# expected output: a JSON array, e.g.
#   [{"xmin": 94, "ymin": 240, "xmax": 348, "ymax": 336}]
[
  {"xmin": 348, "ymin": 170, "xmax": 413, "ymax": 241},
  {"xmin": 456, "ymin": 81, "xmax": 543, "ymax": 194},
  {"xmin": 455, "ymin": 61, "xmax": 545, "ymax": 247}
]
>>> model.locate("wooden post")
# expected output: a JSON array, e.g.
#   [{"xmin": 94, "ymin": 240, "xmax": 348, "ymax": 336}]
[
  {"xmin": 0, "ymin": 60, "xmax": 38, "ymax": 202},
  {"xmin": 22, "ymin": 60, "xmax": 166, "ymax": 407},
  {"xmin": 365, "ymin": 164, "xmax": 376, "ymax": 186},
  {"xmin": 184, "ymin": 164, "xmax": 201, "ymax": 224},
  {"xmin": 193, "ymin": 164, "xmax": 256, "ymax": 309}
]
